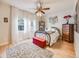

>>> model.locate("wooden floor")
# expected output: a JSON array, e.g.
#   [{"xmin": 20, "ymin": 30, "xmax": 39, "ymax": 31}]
[
  {"xmin": 0, "ymin": 44, "xmax": 9, "ymax": 57},
  {"xmin": 47, "ymin": 39, "xmax": 75, "ymax": 58},
  {"xmin": 0, "ymin": 40, "xmax": 75, "ymax": 58}
]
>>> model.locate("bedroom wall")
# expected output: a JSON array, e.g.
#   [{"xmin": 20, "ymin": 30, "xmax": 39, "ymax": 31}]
[
  {"xmin": 11, "ymin": 7, "xmax": 75, "ymax": 45},
  {"xmin": 9, "ymin": 0, "xmax": 77, "ymax": 45},
  {"xmin": 74, "ymin": 32, "xmax": 79, "ymax": 57},
  {"xmin": 45, "ymin": 0, "xmax": 77, "ymax": 34},
  {"xmin": 11, "ymin": 7, "xmax": 38, "ymax": 44},
  {"xmin": 45, "ymin": 11, "xmax": 75, "ymax": 34},
  {"xmin": 74, "ymin": 0, "xmax": 79, "ymax": 57},
  {"xmin": 11, "ymin": 5, "xmax": 76, "ymax": 45},
  {"xmin": 0, "ymin": 2, "xmax": 10, "ymax": 46}
]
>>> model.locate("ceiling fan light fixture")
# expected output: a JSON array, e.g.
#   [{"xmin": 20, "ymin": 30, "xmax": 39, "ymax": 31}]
[
  {"xmin": 36, "ymin": 12, "xmax": 43, "ymax": 16},
  {"xmin": 35, "ymin": 0, "xmax": 50, "ymax": 16}
]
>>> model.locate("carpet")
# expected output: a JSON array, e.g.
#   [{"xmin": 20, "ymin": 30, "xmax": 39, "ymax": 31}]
[{"xmin": 6, "ymin": 40, "xmax": 53, "ymax": 58}]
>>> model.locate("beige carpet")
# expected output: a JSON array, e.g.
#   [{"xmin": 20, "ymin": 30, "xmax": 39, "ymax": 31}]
[{"xmin": 6, "ymin": 40, "xmax": 53, "ymax": 58}]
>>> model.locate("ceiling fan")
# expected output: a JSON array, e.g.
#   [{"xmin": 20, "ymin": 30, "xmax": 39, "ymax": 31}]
[{"xmin": 35, "ymin": 0, "xmax": 50, "ymax": 15}]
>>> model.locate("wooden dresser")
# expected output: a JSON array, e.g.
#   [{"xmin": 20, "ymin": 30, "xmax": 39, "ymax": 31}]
[{"xmin": 62, "ymin": 24, "xmax": 74, "ymax": 43}]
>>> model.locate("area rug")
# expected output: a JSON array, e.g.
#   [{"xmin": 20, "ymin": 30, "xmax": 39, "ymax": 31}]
[{"xmin": 6, "ymin": 40, "xmax": 53, "ymax": 58}]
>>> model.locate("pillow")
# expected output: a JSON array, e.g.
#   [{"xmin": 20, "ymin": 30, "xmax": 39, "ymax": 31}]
[{"xmin": 35, "ymin": 33, "xmax": 46, "ymax": 39}]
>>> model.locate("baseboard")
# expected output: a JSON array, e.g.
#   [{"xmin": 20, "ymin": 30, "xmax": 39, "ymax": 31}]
[{"xmin": 0, "ymin": 42, "xmax": 9, "ymax": 46}]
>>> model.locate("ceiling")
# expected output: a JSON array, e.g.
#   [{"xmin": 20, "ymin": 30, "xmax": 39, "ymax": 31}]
[{"xmin": 0, "ymin": 0, "xmax": 77, "ymax": 17}]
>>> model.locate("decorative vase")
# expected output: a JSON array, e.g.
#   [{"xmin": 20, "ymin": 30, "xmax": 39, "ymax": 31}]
[
  {"xmin": 64, "ymin": 15, "xmax": 72, "ymax": 24},
  {"xmin": 66, "ymin": 19, "xmax": 69, "ymax": 24}
]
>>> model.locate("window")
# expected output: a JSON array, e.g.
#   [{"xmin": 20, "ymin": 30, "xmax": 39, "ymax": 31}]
[
  {"xmin": 18, "ymin": 18, "xmax": 24, "ymax": 31},
  {"xmin": 17, "ymin": 17, "xmax": 36, "ymax": 33}
]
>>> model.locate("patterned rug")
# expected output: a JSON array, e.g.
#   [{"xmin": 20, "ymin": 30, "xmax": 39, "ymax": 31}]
[{"xmin": 6, "ymin": 40, "xmax": 53, "ymax": 58}]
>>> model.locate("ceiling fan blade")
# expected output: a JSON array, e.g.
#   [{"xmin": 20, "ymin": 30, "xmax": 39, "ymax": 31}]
[
  {"xmin": 35, "ymin": 10, "xmax": 45, "ymax": 14},
  {"xmin": 42, "ymin": 8, "xmax": 50, "ymax": 10},
  {"xmin": 35, "ymin": 10, "xmax": 39, "ymax": 14},
  {"xmin": 35, "ymin": 0, "xmax": 49, "ymax": 15},
  {"xmin": 41, "ymin": 10, "xmax": 45, "ymax": 14}
]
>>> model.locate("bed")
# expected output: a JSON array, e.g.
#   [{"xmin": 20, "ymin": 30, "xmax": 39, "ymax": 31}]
[{"xmin": 34, "ymin": 27, "xmax": 61, "ymax": 46}]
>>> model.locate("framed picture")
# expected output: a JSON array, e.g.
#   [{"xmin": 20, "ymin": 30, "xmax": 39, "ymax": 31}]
[
  {"xmin": 4, "ymin": 17, "xmax": 8, "ymax": 23},
  {"xmin": 49, "ymin": 16, "xmax": 58, "ymax": 24},
  {"xmin": 39, "ymin": 21, "xmax": 45, "ymax": 31}
]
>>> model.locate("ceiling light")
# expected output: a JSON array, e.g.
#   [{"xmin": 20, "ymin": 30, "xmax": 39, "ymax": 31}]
[{"xmin": 36, "ymin": 12, "xmax": 43, "ymax": 16}]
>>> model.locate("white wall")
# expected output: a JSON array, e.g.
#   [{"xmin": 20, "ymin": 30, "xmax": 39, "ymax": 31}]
[
  {"xmin": 74, "ymin": 0, "xmax": 79, "ymax": 57},
  {"xmin": 45, "ymin": 10, "xmax": 75, "ymax": 34},
  {"xmin": 0, "ymin": 0, "xmax": 76, "ymax": 46},
  {"xmin": 11, "ymin": 7, "xmax": 38, "ymax": 45},
  {"xmin": 74, "ymin": 32, "xmax": 79, "ymax": 57},
  {"xmin": 11, "ymin": 5, "xmax": 76, "ymax": 45},
  {"xmin": 45, "ymin": 0, "xmax": 77, "ymax": 34},
  {"xmin": 0, "ymin": 2, "xmax": 10, "ymax": 46}
]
